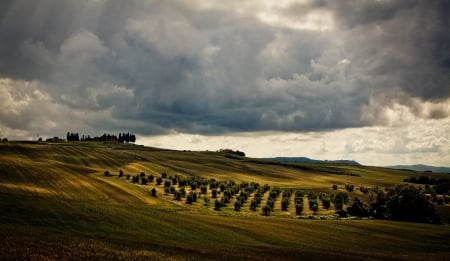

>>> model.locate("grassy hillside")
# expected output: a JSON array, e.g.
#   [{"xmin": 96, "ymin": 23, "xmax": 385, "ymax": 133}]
[{"xmin": 1, "ymin": 141, "xmax": 449, "ymax": 260}]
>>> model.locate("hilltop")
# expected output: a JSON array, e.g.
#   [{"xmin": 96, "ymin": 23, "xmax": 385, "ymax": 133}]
[{"xmin": 0, "ymin": 141, "xmax": 449, "ymax": 260}]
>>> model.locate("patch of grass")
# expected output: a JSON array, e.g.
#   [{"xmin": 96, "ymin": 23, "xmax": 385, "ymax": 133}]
[{"xmin": 1, "ymin": 142, "xmax": 450, "ymax": 260}]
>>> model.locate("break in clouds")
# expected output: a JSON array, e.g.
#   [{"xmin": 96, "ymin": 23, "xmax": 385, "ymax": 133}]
[{"xmin": 0, "ymin": 0, "xmax": 449, "ymax": 164}]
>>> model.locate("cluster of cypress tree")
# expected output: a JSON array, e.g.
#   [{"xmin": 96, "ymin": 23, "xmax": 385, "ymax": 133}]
[{"xmin": 66, "ymin": 132, "xmax": 136, "ymax": 143}]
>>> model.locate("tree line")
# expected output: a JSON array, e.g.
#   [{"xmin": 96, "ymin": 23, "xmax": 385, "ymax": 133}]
[{"xmin": 66, "ymin": 132, "xmax": 136, "ymax": 143}]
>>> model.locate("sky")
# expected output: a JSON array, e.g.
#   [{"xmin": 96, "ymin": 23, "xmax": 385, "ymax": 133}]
[{"xmin": 0, "ymin": 0, "xmax": 449, "ymax": 166}]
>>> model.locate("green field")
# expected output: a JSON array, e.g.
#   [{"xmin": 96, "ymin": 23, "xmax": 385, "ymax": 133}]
[{"xmin": 1, "ymin": 141, "xmax": 449, "ymax": 260}]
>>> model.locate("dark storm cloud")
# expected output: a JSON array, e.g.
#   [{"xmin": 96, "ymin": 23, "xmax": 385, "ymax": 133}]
[{"xmin": 0, "ymin": 0, "xmax": 449, "ymax": 137}]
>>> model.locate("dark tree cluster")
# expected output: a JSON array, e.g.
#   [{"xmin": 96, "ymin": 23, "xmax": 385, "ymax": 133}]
[
  {"xmin": 66, "ymin": 132, "xmax": 136, "ymax": 143},
  {"xmin": 219, "ymin": 149, "xmax": 246, "ymax": 157},
  {"xmin": 370, "ymin": 185, "xmax": 437, "ymax": 223},
  {"xmin": 405, "ymin": 176, "xmax": 450, "ymax": 195}
]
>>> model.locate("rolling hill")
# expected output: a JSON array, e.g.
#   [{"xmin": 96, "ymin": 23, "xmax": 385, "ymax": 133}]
[{"xmin": 1, "ymin": 141, "xmax": 449, "ymax": 260}]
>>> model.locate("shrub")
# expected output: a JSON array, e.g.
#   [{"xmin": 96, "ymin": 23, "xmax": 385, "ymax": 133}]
[
  {"xmin": 214, "ymin": 199, "xmax": 222, "ymax": 210},
  {"xmin": 141, "ymin": 177, "xmax": 148, "ymax": 185},
  {"xmin": 332, "ymin": 184, "xmax": 338, "ymax": 190},
  {"xmin": 162, "ymin": 173, "xmax": 168, "ymax": 178},
  {"xmin": 132, "ymin": 175, "xmax": 139, "ymax": 183},
  {"xmin": 262, "ymin": 205, "xmax": 271, "ymax": 216},
  {"xmin": 281, "ymin": 198, "xmax": 289, "ymax": 211},
  {"xmin": 310, "ymin": 203, "xmax": 318, "ymax": 212},
  {"xmin": 211, "ymin": 188, "xmax": 218, "ymax": 198},
  {"xmin": 347, "ymin": 197, "xmax": 369, "ymax": 217},
  {"xmin": 126, "ymin": 174, "xmax": 130, "ymax": 180},
  {"xmin": 156, "ymin": 177, "xmax": 163, "ymax": 185},
  {"xmin": 186, "ymin": 192, "xmax": 195, "ymax": 204},
  {"xmin": 164, "ymin": 180, "xmax": 171, "ymax": 188},
  {"xmin": 334, "ymin": 192, "xmax": 349, "ymax": 211},
  {"xmin": 118, "ymin": 170, "xmax": 123, "ymax": 178},
  {"xmin": 250, "ymin": 199, "xmax": 258, "ymax": 211},
  {"xmin": 295, "ymin": 203, "xmax": 303, "ymax": 215},
  {"xmin": 164, "ymin": 187, "xmax": 170, "ymax": 195},
  {"xmin": 174, "ymin": 191, "xmax": 182, "ymax": 201},
  {"xmin": 148, "ymin": 174, "xmax": 154, "ymax": 182},
  {"xmin": 322, "ymin": 198, "xmax": 331, "ymax": 209},
  {"xmin": 104, "ymin": 170, "xmax": 110, "ymax": 177},
  {"xmin": 203, "ymin": 196, "xmax": 210, "ymax": 206},
  {"xmin": 151, "ymin": 188, "xmax": 157, "ymax": 197},
  {"xmin": 234, "ymin": 201, "xmax": 241, "ymax": 211},
  {"xmin": 140, "ymin": 172, "xmax": 146, "ymax": 178},
  {"xmin": 345, "ymin": 184, "xmax": 354, "ymax": 192}
]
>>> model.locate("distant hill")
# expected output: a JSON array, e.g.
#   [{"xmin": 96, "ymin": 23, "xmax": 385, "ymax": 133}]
[
  {"xmin": 387, "ymin": 164, "xmax": 450, "ymax": 174},
  {"xmin": 262, "ymin": 157, "xmax": 360, "ymax": 166}
]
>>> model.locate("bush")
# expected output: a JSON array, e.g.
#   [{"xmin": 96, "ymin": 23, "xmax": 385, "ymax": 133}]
[
  {"xmin": 334, "ymin": 192, "xmax": 349, "ymax": 211},
  {"xmin": 203, "ymin": 196, "xmax": 210, "ymax": 206},
  {"xmin": 118, "ymin": 170, "xmax": 123, "ymax": 178},
  {"xmin": 164, "ymin": 180, "xmax": 171, "ymax": 188},
  {"xmin": 141, "ymin": 177, "xmax": 148, "ymax": 185},
  {"xmin": 186, "ymin": 192, "xmax": 195, "ymax": 204},
  {"xmin": 347, "ymin": 197, "xmax": 369, "ymax": 217},
  {"xmin": 148, "ymin": 174, "xmax": 154, "ymax": 182},
  {"xmin": 156, "ymin": 177, "xmax": 163, "ymax": 185},
  {"xmin": 162, "ymin": 173, "xmax": 168, "ymax": 178},
  {"xmin": 262, "ymin": 205, "xmax": 271, "ymax": 216},
  {"xmin": 211, "ymin": 188, "xmax": 218, "ymax": 198},
  {"xmin": 295, "ymin": 203, "xmax": 303, "ymax": 215},
  {"xmin": 174, "ymin": 191, "xmax": 182, "ymax": 201},
  {"xmin": 132, "ymin": 175, "xmax": 139, "ymax": 183},
  {"xmin": 234, "ymin": 201, "xmax": 241, "ymax": 211},
  {"xmin": 281, "ymin": 198, "xmax": 289, "ymax": 211},
  {"xmin": 250, "ymin": 199, "xmax": 258, "ymax": 211},
  {"xmin": 332, "ymin": 184, "xmax": 338, "ymax": 190},
  {"xmin": 345, "ymin": 184, "xmax": 354, "ymax": 192},
  {"xmin": 104, "ymin": 170, "xmax": 110, "ymax": 177},
  {"xmin": 151, "ymin": 188, "xmax": 157, "ymax": 197},
  {"xmin": 214, "ymin": 199, "xmax": 222, "ymax": 210},
  {"xmin": 322, "ymin": 198, "xmax": 331, "ymax": 209}
]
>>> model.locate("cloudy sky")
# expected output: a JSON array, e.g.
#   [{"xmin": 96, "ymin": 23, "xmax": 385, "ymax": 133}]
[{"xmin": 1, "ymin": 0, "xmax": 449, "ymax": 166}]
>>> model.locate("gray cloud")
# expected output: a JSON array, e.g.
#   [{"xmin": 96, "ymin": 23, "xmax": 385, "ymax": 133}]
[{"xmin": 0, "ymin": 0, "xmax": 449, "ymax": 138}]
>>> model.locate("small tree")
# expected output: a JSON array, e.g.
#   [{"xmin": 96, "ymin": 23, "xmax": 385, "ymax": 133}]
[
  {"xmin": 186, "ymin": 192, "xmax": 194, "ymax": 204},
  {"xmin": 214, "ymin": 199, "xmax": 222, "ymax": 210},
  {"xmin": 234, "ymin": 201, "xmax": 241, "ymax": 211},
  {"xmin": 211, "ymin": 188, "xmax": 218, "ymax": 198},
  {"xmin": 347, "ymin": 197, "xmax": 369, "ymax": 217},
  {"xmin": 334, "ymin": 192, "xmax": 349, "ymax": 211},
  {"xmin": 151, "ymin": 188, "xmax": 157, "ymax": 197},
  {"xmin": 118, "ymin": 170, "xmax": 124, "ymax": 178},
  {"xmin": 156, "ymin": 177, "xmax": 163, "ymax": 185},
  {"xmin": 262, "ymin": 205, "xmax": 271, "ymax": 216},
  {"xmin": 104, "ymin": 170, "xmax": 110, "ymax": 177},
  {"xmin": 281, "ymin": 198, "xmax": 289, "ymax": 211},
  {"xmin": 149, "ymin": 174, "xmax": 154, "ymax": 182}
]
